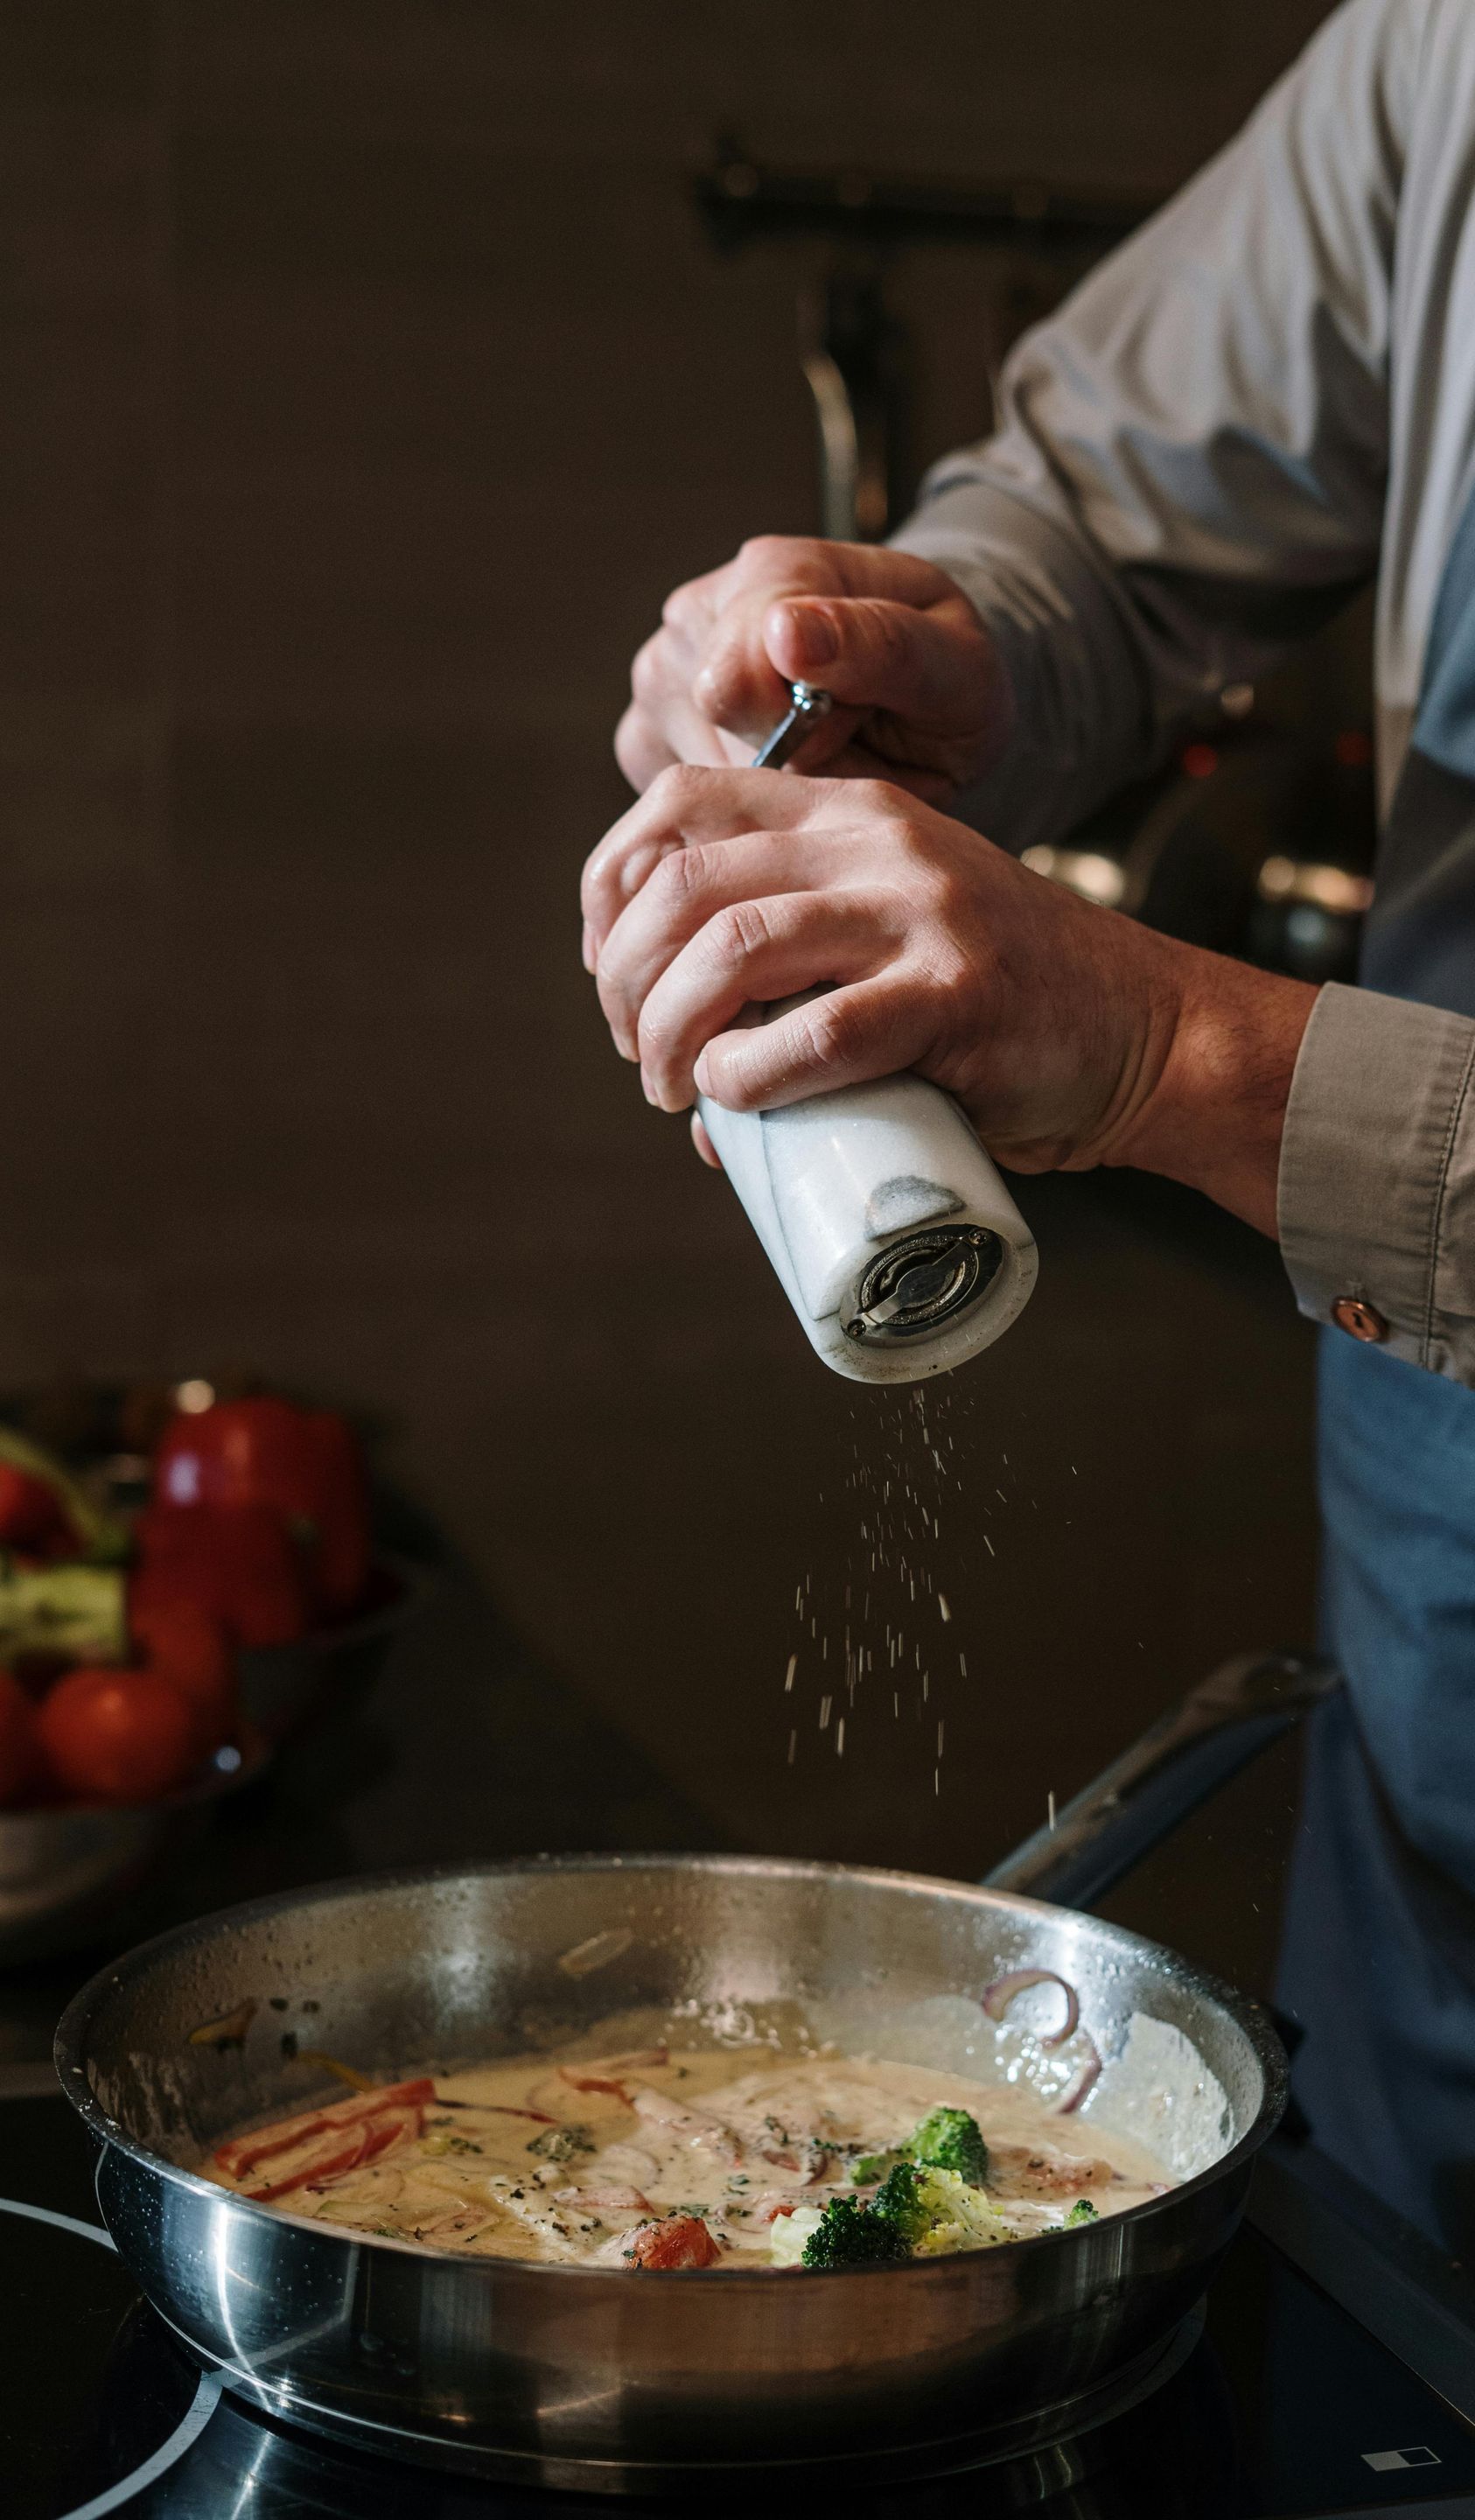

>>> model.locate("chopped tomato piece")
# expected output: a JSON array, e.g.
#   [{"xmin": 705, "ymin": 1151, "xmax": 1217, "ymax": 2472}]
[{"xmin": 627, "ymin": 2215, "xmax": 722, "ymax": 2271}]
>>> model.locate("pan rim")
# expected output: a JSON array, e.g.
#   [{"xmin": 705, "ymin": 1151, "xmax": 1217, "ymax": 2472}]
[{"xmin": 54, "ymin": 1849, "xmax": 1287, "ymax": 2281}]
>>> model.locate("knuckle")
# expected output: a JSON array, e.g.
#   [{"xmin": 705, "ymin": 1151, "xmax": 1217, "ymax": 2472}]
[
  {"xmin": 650, "ymin": 842, "xmax": 708, "ymax": 910},
  {"xmin": 887, "ymin": 821, "xmax": 933, "ymax": 882},
  {"xmin": 660, "ymin": 579, "xmax": 701, "ymax": 634},
  {"xmin": 800, "ymin": 990, "xmax": 862, "ymax": 1072},
  {"xmin": 649, "ymin": 760, "xmax": 709, "ymax": 818},
  {"xmin": 613, "ymin": 718, "xmax": 660, "ymax": 794},
  {"xmin": 630, "ymin": 634, "xmax": 668, "ymax": 706},
  {"xmin": 710, "ymin": 899, "xmax": 771, "ymax": 966},
  {"xmin": 863, "ymin": 602, "xmax": 909, "ymax": 668},
  {"xmin": 736, "ymin": 533, "xmax": 816, "ymax": 583},
  {"xmin": 635, "ymin": 1006, "xmax": 669, "ymax": 1071}
]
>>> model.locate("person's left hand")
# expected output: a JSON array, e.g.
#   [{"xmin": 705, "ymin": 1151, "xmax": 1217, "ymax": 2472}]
[{"xmin": 580, "ymin": 764, "xmax": 1317, "ymax": 1236}]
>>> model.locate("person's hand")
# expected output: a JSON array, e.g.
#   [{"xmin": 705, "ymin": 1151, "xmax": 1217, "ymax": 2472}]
[
  {"xmin": 581, "ymin": 765, "xmax": 1318, "ymax": 1236},
  {"xmin": 615, "ymin": 537, "xmax": 1012, "ymax": 803}
]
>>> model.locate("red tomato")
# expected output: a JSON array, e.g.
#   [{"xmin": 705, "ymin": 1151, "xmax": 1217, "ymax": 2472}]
[
  {"xmin": 133, "ymin": 1502, "xmax": 309, "ymax": 1648},
  {"xmin": 0, "ymin": 1462, "xmax": 75, "ymax": 1560},
  {"xmin": 300, "ymin": 1411, "xmax": 371, "ymax": 1614},
  {"xmin": 0, "ymin": 1670, "xmax": 38, "ymax": 1805},
  {"xmin": 627, "ymin": 2216, "xmax": 723, "ymax": 2271},
  {"xmin": 130, "ymin": 1599, "xmax": 235, "ymax": 1747},
  {"xmin": 153, "ymin": 1399, "xmax": 371, "ymax": 1617},
  {"xmin": 35, "ymin": 1668, "xmax": 200, "ymax": 1804}
]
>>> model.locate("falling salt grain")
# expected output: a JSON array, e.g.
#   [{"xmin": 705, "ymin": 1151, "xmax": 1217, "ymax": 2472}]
[
  {"xmin": 784, "ymin": 1656, "xmax": 796, "ymax": 1693},
  {"xmin": 835, "ymin": 1718, "xmax": 845, "ymax": 1757},
  {"xmin": 1048, "ymin": 1790, "xmax": 1057, "ymax": 1832},
  {"xmin": 819, "ymin": 1695, "xmax": 832, "ymax": 1731},
  {"xmin": 939, "ymin": 1595, "xmax": 952, "ymax": 1622}
]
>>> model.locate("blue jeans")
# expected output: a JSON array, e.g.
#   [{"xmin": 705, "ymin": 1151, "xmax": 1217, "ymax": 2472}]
[{"xmin": 1276, "ymin": 1332, "xmax": 1475, "ymax": 2250}]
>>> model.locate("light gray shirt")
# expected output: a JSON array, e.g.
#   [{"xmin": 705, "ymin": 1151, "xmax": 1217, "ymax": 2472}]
[{"xmin": 891, "ymin": 0, "xmax": 1475, "ymax": 1382}]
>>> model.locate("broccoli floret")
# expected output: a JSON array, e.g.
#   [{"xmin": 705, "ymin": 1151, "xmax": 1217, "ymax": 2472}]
[
  {"xmin": 850, "ymin": 2149, "xmax": 902, "ymax": 2187},
  {"xmin": 870, "ymin": 2160, "xmax": 931, "ymax": 2247},
  {"xmin": 909, "ymin": 2106, "xmax": 989, "ymax": 2186},
  {"xmin": 778, "ymin": 2162, "xmax": 1006, "ymax": 2270},
  {"xmin": 799, "ymin": 2194, "xmax": 912, "ymax": 2270},
  {"xmin": 875, "ymin": 2161, "xmax": 1005, "ymax": 2258},
  {"xmin": 1065, "ymin": 2198, "xmax": 1099, "ymax": 2227}
]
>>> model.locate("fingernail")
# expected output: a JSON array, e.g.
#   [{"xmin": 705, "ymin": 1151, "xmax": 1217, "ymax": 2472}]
[
  {"xmin": 693, "ymin": 1052, "xmax": 711, "ymax": 1096},
  {"xmin": 581, "ymin": 920, "xmax": 596, "ymax": 973},
  {"xmin": 785, "ymin": 602, "xmax": 837, "ymax": 670},
  {"xmin": 640, "ymin": 1067, "xmax": 658, "ymax": 1104}
]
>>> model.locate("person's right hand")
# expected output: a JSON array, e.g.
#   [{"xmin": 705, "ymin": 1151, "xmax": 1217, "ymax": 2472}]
[{"xmin": 615, "ymin": 536, "xmax": 1013, "ymax": 805}]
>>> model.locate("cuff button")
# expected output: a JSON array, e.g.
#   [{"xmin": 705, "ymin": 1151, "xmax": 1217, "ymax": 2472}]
[{"xmin": 1332, "ymin": 1296, "xmax": 1388, "ymax": 1343}]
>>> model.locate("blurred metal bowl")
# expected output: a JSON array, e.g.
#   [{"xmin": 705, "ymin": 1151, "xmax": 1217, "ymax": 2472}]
[
  {"xmin": 234, "ymin": 1551, "xmax": 434, "ymax": 1743},
  {"xmin": 0, "ymin": 1739, "xmax": 273, "ymax": 1968},
  {"xmin": 1, "ymin": 1557, "xmax": 434, "ymax": 1967}
]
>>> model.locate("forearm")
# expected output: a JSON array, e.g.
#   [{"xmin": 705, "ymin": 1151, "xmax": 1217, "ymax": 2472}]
[{"xmin": 892, "ymin": 0, "xmax": 1404, "ymax": 850}]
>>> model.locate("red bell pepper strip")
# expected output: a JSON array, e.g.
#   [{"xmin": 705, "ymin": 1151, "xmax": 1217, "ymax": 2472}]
[
  {"xmin": 213, "ymin": 2076, "xmax": 435, "ymax": 2180},
  {"xmin": 239, "ymin": 2094, "xmax": 427, "ymax": 2202},
  {"xmin": 245, "ymin": 2124, "xmax": 373, "ymax": 2202},
  {"xmin": 558, "ymin": 2068, "xmax": 635, "ymax": 2103}
]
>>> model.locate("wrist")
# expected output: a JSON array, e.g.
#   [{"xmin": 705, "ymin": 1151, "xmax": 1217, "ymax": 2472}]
[{"xmin": 1113, "ymin": 941, "xmax": 1319, "ymax": 1236}]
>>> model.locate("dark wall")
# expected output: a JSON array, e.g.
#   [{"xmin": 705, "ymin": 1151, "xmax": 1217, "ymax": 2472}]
[{"xmin": 0, "ymin": 4, "xmax": 1336, "ymax": 1962}]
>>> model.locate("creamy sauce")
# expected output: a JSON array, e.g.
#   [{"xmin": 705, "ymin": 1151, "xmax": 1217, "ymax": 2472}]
[{"xmin": 204, "ymin": 2045, "xmax": 1171, "ymax": 2267}]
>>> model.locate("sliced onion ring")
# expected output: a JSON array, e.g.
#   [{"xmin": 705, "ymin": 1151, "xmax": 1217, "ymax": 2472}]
[
  {"xmin": 1055, "ymin": 2034, "xmax": 1103, "ymax": 2115},
  {"xmin": 982, "ymin": 1969, "xmax": 1080, "ymax": 2050}
]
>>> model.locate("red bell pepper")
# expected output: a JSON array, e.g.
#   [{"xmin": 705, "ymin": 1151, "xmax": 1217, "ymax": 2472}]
[
  {"xmin": 153, "ymin": 1398, "xmax": 371, "ymax": 1617},
  {"xmin": 213, "ymin": 2077, "xmax": 435, "ymax": 2181},
  {"xmin": 133, "ymin": 1501, "xmax": 309, "ymax": 1648}
]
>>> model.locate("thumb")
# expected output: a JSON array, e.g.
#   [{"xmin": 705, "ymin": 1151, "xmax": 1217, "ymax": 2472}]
[{"xmin": 764, "ymin": 595, "xmax": 985, "ymax": 737}]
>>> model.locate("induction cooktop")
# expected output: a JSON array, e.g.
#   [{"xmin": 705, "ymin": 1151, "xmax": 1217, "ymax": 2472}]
[{"xmin": 4, "ymin": 2075, "xmax": 1475, "ymax": 2519}]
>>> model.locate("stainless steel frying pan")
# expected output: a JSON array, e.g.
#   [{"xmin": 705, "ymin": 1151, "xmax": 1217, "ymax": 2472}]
[{"xmin": 54, "ymin": 1653, "xmax": 1332, "ymax": 2494}]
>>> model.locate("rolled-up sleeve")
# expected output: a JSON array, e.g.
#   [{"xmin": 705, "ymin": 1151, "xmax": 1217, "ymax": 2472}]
[
  {"xmin": 892, "ymin": 0, "xmax": 1416, "ymax": 850},
  {"xmin": 1280, "ymin": 983, "xmax": 1475, "ymax": 1376}
]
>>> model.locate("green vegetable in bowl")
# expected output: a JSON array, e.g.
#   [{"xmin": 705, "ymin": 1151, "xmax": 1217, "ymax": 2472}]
[
  {"xmin": 849, "ymin": 2148, "xmax": 902, "ymax": 2187},
  {"xmin": 792, "ymin": 2195, "xmax": 913, "ymax": 2270},
  {"xmin": 872, "ymin": 2160, "xmax": 1005, "ymax": 2256},
  {"xmin": 0, "ymin": 1560, "xmax": 127, "ymax": 1663},
  {"xmin": 908, "ymin": 2105, "xmax": 990, "ymax": 2186}
]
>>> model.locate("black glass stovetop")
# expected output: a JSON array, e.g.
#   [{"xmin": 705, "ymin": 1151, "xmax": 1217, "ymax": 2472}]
[{"xmin": 5, "ymin": 2085, "xmax": 1475, "ymax": 2520}]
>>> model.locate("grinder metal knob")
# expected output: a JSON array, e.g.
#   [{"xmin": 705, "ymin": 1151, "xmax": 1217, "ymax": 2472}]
[{"xmin": 844, "ymin": 1224, "xmax": 1004, "ymax": 1344}]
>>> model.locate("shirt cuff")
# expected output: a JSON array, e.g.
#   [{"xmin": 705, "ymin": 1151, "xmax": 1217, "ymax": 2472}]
[{"xmin": 1279, "ymin": 981, "xmax": 1475, "ymax": 1376}]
